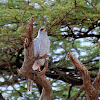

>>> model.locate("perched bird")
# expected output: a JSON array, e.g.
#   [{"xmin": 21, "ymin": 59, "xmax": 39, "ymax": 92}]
[
  {"xmin": 32, "ymin": 27, "xmax": 50, "ymax": 71},
  {"xmin": 27, "ymin": 27, "xmax": 50, "ymax": 91}
]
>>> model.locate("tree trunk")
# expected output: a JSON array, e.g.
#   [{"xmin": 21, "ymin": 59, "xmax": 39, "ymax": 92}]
[{"xmin": 18, "ymin": 17, "xmax": 52, "ymax": 100}]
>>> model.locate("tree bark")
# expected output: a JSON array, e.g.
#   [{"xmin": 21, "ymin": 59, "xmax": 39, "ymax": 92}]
[
  {"xmin": 67, "ymin": 51, "xmax": 100, "ymax": 100},
  {"xmin": 18, "ymin": 17, "xmax": 52, "ymax": 100}
]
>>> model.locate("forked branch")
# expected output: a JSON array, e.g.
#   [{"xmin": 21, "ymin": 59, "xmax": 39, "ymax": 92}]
[
  {"xmin": 67, "ymin": 51, "xmax": 99, "ymax": 100},
  {"xmin": 18, "ymin": 17, "xmax": 52, "ymax": 100}
]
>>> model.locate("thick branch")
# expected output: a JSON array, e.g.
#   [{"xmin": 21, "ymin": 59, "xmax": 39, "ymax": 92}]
[
  {"xmin": 62, "ymin": 34, "xmax": 100, "ymax": 39},
  {"xmin": 18, "ymin": 59, "xmax": 52, "ymax": 100},
  {"xmin": 67, "ymin": 51, "xmax": 99, "ymax": 100},
  {"xmin": 93, "ymin": 42, "xmax": 100, "ymax": 90}
]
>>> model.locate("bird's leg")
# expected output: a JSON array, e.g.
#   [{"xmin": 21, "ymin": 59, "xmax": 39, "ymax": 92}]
[{"xmin": 37, "ymin": 62, "xmax": 41, "ymax": 71}]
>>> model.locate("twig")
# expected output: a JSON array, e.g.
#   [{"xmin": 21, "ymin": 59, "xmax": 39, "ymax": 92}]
[
  {"xmin": 73, "ymin": 85, "xmax": 84, "ymax": 100},
  {"xmin": 67, "ymin": 85, "xmax": 73, "ymax": 99}
]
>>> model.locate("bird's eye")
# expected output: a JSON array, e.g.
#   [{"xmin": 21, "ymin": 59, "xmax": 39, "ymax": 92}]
[{"xmin": 41, "ymin": 28, "xmax": 44, "ymax": 31}]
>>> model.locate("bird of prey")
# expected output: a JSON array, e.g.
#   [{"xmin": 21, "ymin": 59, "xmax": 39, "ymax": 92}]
[
  {"xmin": 32, "ymin": 27, "xmax": 50, "ymax": 71},
  {"xmin": 27, "ymin": 27, "xmax": 50, "ymax": 91}
]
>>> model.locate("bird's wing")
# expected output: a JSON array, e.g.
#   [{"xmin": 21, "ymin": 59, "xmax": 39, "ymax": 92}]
[
  {"xmin": 33, "ymin": 37, "xmax": 41, "ymax": 57},
  {"xmin": 32, "ymin": 36, "xmax": 50, "ymax": 70},
  {"xmin": 46, "ymin": 38, "xmax": 50, "ymax": 54},
  {"xmin": 39, "ymin": 37, "xmax": 50, "ymax": 55},
  {"xmin": 32, "ymin": 37, "xmax": 41, "ymax": 70},
  {"xmin": 34, "ymin": 36, "xmax": 50, "ymax": 56}
]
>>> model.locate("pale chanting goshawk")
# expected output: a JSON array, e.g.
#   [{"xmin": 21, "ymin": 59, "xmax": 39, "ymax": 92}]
[
  {"xmin": 32, "ymin": 27, "xmax": 50, "ymax": 71},
  {"xmin": 27, "ymin": 27, "xmax": 50, "ymax": 91}
]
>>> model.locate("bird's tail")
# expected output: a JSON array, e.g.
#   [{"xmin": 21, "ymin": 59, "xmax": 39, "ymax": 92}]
[
  {"xmin": 32, "ymin": 61, "xmax": 39, "ymax": 70},
  {"xmin": 27, "ymin": 78, "xmax": 33, "ymax": 91}
]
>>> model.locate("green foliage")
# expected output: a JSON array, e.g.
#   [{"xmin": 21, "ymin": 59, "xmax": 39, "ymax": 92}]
[{"xmin": 0, "ymin": 0, "xmax": 100, "ymax": 99}]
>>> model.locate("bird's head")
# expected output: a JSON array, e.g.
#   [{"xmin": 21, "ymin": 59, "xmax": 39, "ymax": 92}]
[{"xmin": 38, "ymin": 27, "xmax": 48, "ymax": 36}]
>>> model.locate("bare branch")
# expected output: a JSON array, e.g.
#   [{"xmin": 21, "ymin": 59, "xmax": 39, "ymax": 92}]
[
  {"xmin": 93, "ymin": 42, "xmax": 100, "ymax": 90},
  {"xmin": 67, "ymin": 51, "xmax": 99, "ymax": 100},
  {"xmin": 67, "ymin": 85, "xmax": 73, "ymax": 99},
  {"xmin": 73, "ymin": 85, "xmax": 84, "ymax": 100}
]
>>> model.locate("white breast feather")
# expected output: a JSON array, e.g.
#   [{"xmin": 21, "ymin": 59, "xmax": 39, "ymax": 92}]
[{"xmin": 32, "ymin": 35, "xmax": 50, "ymax": 70}]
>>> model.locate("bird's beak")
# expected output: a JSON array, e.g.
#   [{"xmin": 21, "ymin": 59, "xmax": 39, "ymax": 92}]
[{"xmin": 42, "ymin": 28, "xmax": 47, "ymax": 32}]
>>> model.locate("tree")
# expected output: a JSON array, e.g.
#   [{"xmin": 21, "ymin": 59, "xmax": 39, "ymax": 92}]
[{"xmin": 0, "ymin": 0, "xmax": 100, "ymax": 100}]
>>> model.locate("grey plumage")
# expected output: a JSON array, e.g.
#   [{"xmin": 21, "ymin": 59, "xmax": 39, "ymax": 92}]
[{"xmin": 32, "ymin": 27, "xmax": 50, "ymax": 70}]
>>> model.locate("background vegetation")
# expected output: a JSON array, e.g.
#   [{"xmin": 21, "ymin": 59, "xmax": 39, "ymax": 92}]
[{"xmin": 0, "ymin": 0, "xmax": 100, "ymax": 100}]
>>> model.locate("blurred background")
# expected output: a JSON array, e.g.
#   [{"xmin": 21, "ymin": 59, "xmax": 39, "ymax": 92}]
[{"xmin": 0, "ymin": 0, "xmax": 100, "ymax": 100}]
